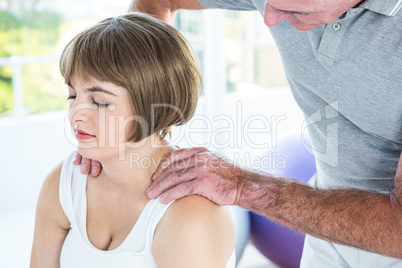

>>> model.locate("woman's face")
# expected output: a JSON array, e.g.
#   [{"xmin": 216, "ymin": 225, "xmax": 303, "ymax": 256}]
[{"xmin": 67, "ymin": 75, "xmax": 137, "ymax": 161}]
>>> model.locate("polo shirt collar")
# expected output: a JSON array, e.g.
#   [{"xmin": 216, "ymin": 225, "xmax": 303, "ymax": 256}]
[{"xmin": 359, "ymin": 0, "xmax": 402, "ymax": 16}]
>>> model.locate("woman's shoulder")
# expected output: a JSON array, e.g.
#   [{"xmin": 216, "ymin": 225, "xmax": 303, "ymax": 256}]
[
  {"xmin": 41, "ymin": 162, "xmax": 63, "ymax": 200},
  {"xmin": 31, "ymin": 162, "xmax": 70, "ymax": 266},
  {"xmin": 168, "ymin": 195, "xmax": 231, "ymax": 221},
  {"xmin": 42, "ymin": 150, "xmax": 76, "ymax": 194},
  {"xmin": 160, "ymin": 195, "xmax": 234, "ymax": 237},
  {"xmin": 153, "ymin": 195, "xmax": 235, "ymax": 267},
  {"xmin": 36, "ymin": 161, "xmax": 70, "ymax": 229}
]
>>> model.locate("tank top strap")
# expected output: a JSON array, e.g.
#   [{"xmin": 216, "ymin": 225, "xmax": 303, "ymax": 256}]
[
  {"xmin": 136, "ymin": 197, "xmax": 175, "ymax": 249},
  {"xmin": 59, "ymin": 151, "xmax": 88, "ymax": 229}
]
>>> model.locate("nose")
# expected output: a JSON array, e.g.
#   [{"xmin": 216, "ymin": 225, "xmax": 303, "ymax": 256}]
[
  {"xmin": 68, "ymin": 98, "xmax": 93, "ymax": 125},
  {"xmin": 263, "ymin": 1, "xmax": 290, "ymax": 27}
]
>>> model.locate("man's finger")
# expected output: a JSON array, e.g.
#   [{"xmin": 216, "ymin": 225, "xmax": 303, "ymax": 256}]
[
  {"xmin": 80, "ymin": 157, "xmax": 91, "ymax": 174},
  {"xmin": 154, "ymin": 169, "xmax": 199, "ymax": 194},
  {"xmin": 73, "ymin": 152, "xmax": 82, "ymax": 165},
  {"xmin": 159, "ymin": 181, "xmax": 197, "ymax": 204},
  {"xmin": 152, "ymin": 147, "xmax": 208, "ymax": 180},
  {"xmin": 155, "ymin": 154, "xmax": 201, "ymax": 183},
  {"xmin": 147, "ymin": 171, "xmax": 197, "ymax": 199},
  {"xmin": 91, "ymin": 160, "xmax": 102, "ymax": 177}
]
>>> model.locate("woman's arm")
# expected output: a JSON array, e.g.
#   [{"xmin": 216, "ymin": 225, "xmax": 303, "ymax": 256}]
[
  {"xmin": 153, "ymin": 195, "xmax": 235, "ymax": 267},
  {"xmin": 30, "ymin": 163, "xmax": 70, "ymax": 268}
]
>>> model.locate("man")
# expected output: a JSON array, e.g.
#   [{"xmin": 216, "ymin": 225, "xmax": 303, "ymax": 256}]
[{"xmin": 78, "ymin": 0, "xmax": 402, "ymax": 266}]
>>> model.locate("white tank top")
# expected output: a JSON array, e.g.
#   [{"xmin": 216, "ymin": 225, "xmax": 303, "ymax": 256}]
[{"xmin": 59, "ymin": 151, "xmax": 236, "ymax": 267}]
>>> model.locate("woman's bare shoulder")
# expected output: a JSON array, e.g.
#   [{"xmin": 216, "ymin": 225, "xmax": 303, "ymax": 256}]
[
  {"xmin": 160, "ymin": 195, "xmax": 234, "ymax": 235},
  {"xmin": 168, "ymin": 195, "xmax": 230, "ymax": 220},
  {"xmin": 36, "ymin": 161, "xmax": 70, "ymax": 229},
  {"xmin": 41, "ymin": 162, "xmax": 63, "ymax": 202},
  {"xmin": 44, "ymin": 162, "xmax": 63, "ymax": 188},
  {"xmin": 31, "ymin": 162, "xmax": 70, "ymax": 267},
  {"xmin": 153, "ymin": 195, "xmax": 235, "ymax": 267}
]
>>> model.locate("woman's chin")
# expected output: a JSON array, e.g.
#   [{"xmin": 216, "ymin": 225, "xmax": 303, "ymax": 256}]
[
  {"xmin": 76, "ymin": 147, "xmax": 102, "ymax": 162},
  {"xmin": 76, "ymin": 147, "xmax": 120, "ymax": 164}
]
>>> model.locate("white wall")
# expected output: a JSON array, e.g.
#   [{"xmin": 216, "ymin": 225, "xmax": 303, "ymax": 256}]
[
  {"xmin": 0, "ymin": 111, "xmax": 76, "ymax": 210},
  {"xmin": 0, "ymin": 111, "xmax": 76, "ymax": 267}
]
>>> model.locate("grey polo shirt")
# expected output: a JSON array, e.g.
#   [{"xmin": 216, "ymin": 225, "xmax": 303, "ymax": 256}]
[{"xmin": 198, "ymin": 0, "xmax": 402, "ymax": 194}]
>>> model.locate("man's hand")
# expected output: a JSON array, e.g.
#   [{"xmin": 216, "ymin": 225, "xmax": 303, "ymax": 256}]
[
  {"xmin": 147, "ymin": 147, "xmax": 245, "ymax": 205},
  {"xmin": 128, "ymin": 0, "xmax": 204, "ymax": 25},
  {"xmin": 129, "ymin": 0, "xmax": 177, "ymax": 24},
  {"xmin": 73, "ymin": 151, "xmax": 102, "ymax": 177}
]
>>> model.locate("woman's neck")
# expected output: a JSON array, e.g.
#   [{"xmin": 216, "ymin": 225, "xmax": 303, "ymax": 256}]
[{"xmin": 93, "ymin": 136, "xmax": 174, "ymax": 197}]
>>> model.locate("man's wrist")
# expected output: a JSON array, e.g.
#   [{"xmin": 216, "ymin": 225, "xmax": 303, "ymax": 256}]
[
  {"xmin": 234, "ymin": 170, "xmax": 276, "ymax": 213},
  {"xmin": 129, "ymin": 0, "xmax": 178, "ymax": 24}
]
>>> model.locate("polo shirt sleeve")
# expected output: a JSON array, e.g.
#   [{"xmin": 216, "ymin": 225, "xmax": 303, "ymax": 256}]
[{"xmin": 197, "ymin": 0, "xmax": 258, "ymax": 11}]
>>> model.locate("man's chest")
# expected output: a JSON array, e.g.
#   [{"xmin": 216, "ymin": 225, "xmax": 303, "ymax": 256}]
[{"xmin": 270, "ymin": 8, "xmax": 402, "ymax": 144}]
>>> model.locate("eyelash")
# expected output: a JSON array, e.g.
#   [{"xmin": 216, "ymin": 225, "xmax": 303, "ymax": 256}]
[{"xmin": 67, "ymin": 96, "xmax": 110, "ymax": 108}]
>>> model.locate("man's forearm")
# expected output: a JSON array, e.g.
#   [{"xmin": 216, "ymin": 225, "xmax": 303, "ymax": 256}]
[
  {"xmin": 237, "ymin": 171, "xmax": 402, "ymax": 259},
  {"xmin": 128, "ymin": 0, "xmax": 204, "ymax": 24}
]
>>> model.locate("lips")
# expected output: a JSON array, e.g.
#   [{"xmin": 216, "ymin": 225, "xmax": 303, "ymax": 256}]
[{"xmin": 75, "ymin": 128, "xmax": 96, "ymax": 140}]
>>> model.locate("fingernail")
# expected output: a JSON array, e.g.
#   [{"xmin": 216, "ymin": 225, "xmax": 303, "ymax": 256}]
[
  {"xmin": 81, "ymin": 164, "xmax": 88, "ymax": 173},
  {"xmin": 91, "ymin": 167, "xmax": 98, "ymax": 176},
  {"xmin": 159, "ymin": 195, "xmax": 170, "ymax": 204}
]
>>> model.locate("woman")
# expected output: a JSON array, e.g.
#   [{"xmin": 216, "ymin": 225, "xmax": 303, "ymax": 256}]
[{"xmin": 30, "ymin": 12, "xmax": 235, "ymax": 267}]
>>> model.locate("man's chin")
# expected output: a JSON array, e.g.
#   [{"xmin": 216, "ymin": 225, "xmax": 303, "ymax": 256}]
[{"xmin": 287, "ymin": 19, "xmax": 321, "ymax": 31}]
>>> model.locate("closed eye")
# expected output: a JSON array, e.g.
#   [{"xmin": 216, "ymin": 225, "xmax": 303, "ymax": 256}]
[{"xmin": 92, "ymin": 98, "xmax": 110, "ymax": 108}]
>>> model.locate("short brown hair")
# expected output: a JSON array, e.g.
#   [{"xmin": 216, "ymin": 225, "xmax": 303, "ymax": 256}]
[{"xmin": 60, "ymin": 12, "xmax": 202, "ymax": 142}]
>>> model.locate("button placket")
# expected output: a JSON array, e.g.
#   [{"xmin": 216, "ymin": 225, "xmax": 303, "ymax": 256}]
[
  {"xmin": 314, "ymin": 7, "xmax": 365, "ymax": 67},
  {"xmin": 315, "ymin": 18, "xmax": 353, "ymax": 67},
  {"xmin": 332, "ymin": 22, "xmax": 341, "ymax": 31}
]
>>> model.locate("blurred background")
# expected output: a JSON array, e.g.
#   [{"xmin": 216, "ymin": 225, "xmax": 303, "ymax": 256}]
[{"xmin": 0, "ymin": 0, "xmax": 306, "ymax": 266}]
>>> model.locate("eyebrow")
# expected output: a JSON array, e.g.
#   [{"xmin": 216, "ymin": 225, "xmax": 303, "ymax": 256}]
[
  {"xmin": 68, "ymin": 83, "xmax": 117, "ymax": 96},
  {"xmin": 87, "ymin": 87, "xmax": 117, "ymax": 96}
]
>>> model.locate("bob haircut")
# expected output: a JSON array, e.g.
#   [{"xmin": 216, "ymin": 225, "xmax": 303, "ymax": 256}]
[{"xmin": 60, "ymin": 12, "xmax": 202, "ymax": 142}]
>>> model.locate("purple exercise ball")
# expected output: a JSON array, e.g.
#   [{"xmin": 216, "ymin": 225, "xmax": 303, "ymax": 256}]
[{"xmin": 250, "ymin": 131, "xmax": 317, "ymax": 268}]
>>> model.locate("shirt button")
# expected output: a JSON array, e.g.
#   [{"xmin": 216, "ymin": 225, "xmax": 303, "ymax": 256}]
[{"xmin": 332, "ymin": 22, "xmax": 341, "ymax": 31}]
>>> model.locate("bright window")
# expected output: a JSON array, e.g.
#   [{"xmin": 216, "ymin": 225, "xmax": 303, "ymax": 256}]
[{"xmin": 0, "ymin": 3, "xmax": 286, "ymax": 117}]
